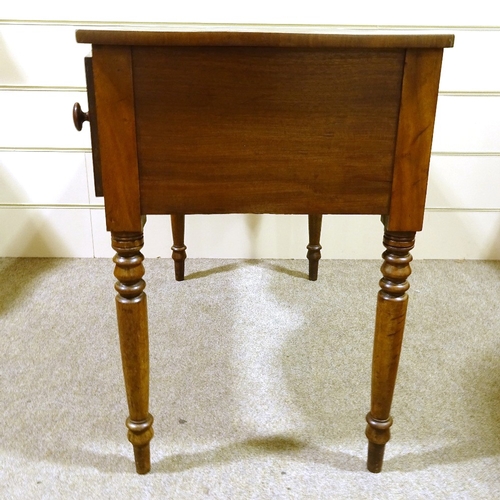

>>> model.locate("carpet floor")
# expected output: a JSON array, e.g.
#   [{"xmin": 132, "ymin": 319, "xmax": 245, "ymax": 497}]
[{"xmin": 0, "ymin": 258, "xmax": 499, "ymax": 499}]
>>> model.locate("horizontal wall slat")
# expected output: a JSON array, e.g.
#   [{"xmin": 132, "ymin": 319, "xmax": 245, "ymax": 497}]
[
  {"xmin": 1, "ymin": 2, "xmax": 499, "ymax": 26},
  {"xmin": 438, "ymin": 30, "xmax": 500, "ymax": 92},
  {"xmin": 426, "ymin": 155, "xmax": 500, "ymax": 209},
  {"xmin": 0, "ymin": 91, "xmax": 89, "ymax": 149},
  {"xmin": 90, "ymin": 211, "xmax": 500, "ymax": 260},
  {"xmin": 91, "ymin": 211, "xmax": 387, "ymax": 259},
  {"xmin": 433, "ymin": 95, "xmax": 500, "ymax": 153},
  {"xmin": 0, "ymin": 25, "xmax": 89, "ymax": 87},
  {"xmin": 1, "ymin": 193, "xmax": 498, "ymax": 259},
  {"xmin": 0, "ymin": 151, "xmax": 89, "ymax": 204},
  {"xmin": 414, "ymin": 211, "xmax": 500, "ymax": 259},
  {"xmin": 0, "ymin": 208, "xmax": 94, "ymax": 257}
]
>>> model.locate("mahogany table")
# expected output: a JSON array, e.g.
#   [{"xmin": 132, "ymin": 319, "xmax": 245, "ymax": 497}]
[{"xmin": 74, "ymin": 30, "xmax": 453, "ymax": 474}]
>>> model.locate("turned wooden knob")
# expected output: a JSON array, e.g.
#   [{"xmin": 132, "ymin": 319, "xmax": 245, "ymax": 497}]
[{"xmin": 73, "ymin": 102, "xmax": 89, "ymax": 131}]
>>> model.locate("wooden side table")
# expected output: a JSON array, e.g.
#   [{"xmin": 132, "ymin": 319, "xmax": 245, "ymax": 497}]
[{"xmin": 74, "ymin": 30, "xmax": 453, "ymax": 474}]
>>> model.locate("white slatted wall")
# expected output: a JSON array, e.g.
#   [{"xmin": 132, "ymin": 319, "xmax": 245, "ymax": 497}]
[{"xmin": 1, "ymin": 3, "xmax": 499, "ymax": 259}]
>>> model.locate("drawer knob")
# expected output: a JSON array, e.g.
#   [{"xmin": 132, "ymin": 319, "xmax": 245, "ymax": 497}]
[{"xmin": 73, "ymin": 102, "xmax": 89, "ymax": 131}]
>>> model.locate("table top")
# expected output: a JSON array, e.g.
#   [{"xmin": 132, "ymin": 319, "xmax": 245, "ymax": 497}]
[{"xmin": 76, "ymin": 29, "xmax": 454, "ymax": 49}]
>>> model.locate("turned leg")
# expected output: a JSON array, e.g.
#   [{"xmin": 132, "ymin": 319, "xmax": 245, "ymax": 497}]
[
  {"xmin": 170, "ymin": 214, "xmax": 187, "ymax": 281},
  {"xmin": 112, "ymin": 232, "xmax": 154, "ymax": 474},
  {"xmin": 365, "ymin": 230, "xmax": 415, "ymax": 473},
  {"xmin": 306, "ymin": 214, "xmax": 323, "ymax": 281}
]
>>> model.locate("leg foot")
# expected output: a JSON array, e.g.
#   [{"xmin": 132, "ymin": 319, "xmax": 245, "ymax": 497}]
[
  {"xmin": 133, "ymin": 445, "xmax": 151, "ymax": 475},
  {"xmin": 307, "ymin": 214, "xmax": 322, "ymax": 281},
  {"xmin": 367, "ymin": 441, "xmax": 386, "ymax": 473}
]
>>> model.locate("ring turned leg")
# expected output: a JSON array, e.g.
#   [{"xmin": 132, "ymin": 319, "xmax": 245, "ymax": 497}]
[
  {"xmin": 112, "ymin": 232, "xmax": 154, "ymax": 474},
  {"xmin": 366, "ymin": 230, "xmax": 415, "ymax": 473},
  {"xmin": 307, "ymin": 214, "xmax": 323, "ymax": 281},
  {"xmin": 170, "ymin": 214, "xmax": 187, "ymax": 281}
]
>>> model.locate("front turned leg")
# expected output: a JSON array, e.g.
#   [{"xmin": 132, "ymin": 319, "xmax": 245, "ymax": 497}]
[
  {"xmin": 112, "ymin": 232, "xmax": 154, "ymax": 474},
  {"xmin": 366, "ymin": 231, "xmax": 415, "ymax": 473},
  {"xmin": 170, "ymin": 214, "xmax": 187, "ymax": 281},
  {"xmin": 306, "ymin": 214, "xmax": 323, "ymax": 281}
]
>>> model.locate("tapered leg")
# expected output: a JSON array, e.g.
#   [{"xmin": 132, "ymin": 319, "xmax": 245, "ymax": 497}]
[
  {"xmin": 306, "ymin": 214, "xmax": 323, "ymax": 281},
  {"xmin": 112, "ymin": 232, "xmax": 154, "ymax": 474},
  {"xmin": 365, "ymin": 230, "xmax": 415, "ymax": 473},
  {"xmin": 170, "ymin": 214, "xmax": 187, "ymax": 281}
]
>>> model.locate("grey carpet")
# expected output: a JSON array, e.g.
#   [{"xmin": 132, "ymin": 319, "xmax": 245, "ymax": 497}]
[{"xmin": 0, "ymin": 258, "xmax": 499, "ymax": 499}]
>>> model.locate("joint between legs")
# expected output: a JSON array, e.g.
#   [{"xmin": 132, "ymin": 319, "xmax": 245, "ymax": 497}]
[
  {"xmin": 365, "ymin": 412, "xmax": 393, "ymax": 445},
  {"xmin": 126, "ymin": 414, "xmax": 154, "ymax": 448}
]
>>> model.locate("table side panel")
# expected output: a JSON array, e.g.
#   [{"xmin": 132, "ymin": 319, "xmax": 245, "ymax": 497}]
[
  {"xmin": 386, "ymin": 48, "xmax": 444, "ymax": 232},
  {"xmin": 133, "ymin": 47, "xmax": 405, "ymax": 215},
  {"xmin": 92, "ymin": 45, "xmax": 143, "ymax": 231}
]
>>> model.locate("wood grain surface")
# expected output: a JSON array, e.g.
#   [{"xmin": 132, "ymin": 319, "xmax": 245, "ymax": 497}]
[{"xmin": 134, "ymin": 47, "xmax": 405, "ymax": 214}]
